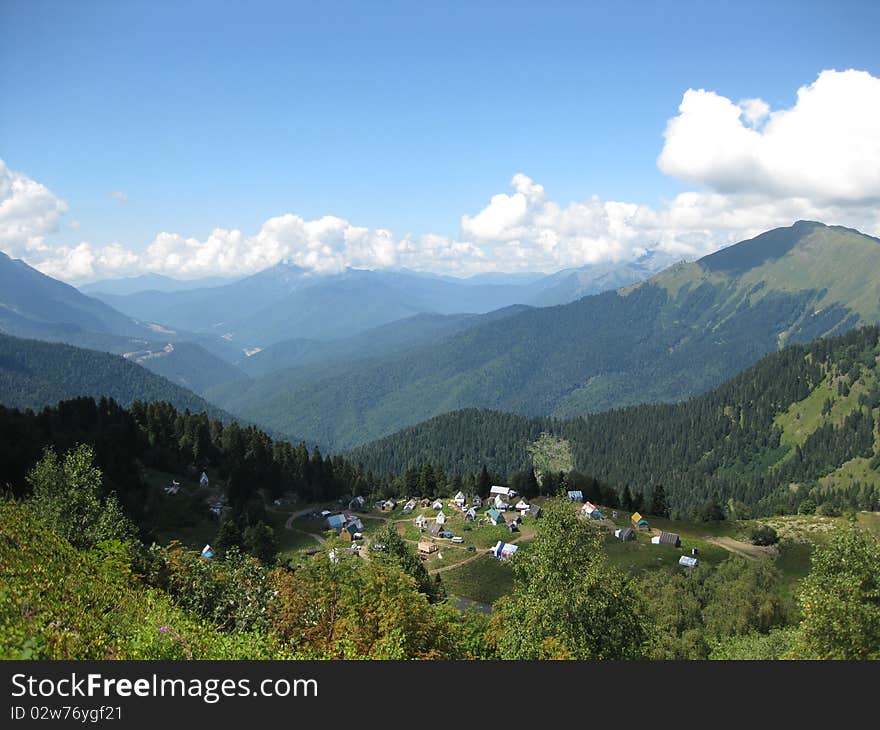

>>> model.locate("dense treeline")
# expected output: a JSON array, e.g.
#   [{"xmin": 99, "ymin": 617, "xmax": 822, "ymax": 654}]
[
  {"xmin": 0, "ymin": 395, "xmax": 565, "ymax": 552},
  {"xmin": 0, "ymin": 396, "xmax": 381, "ymax": 542},
  {"xmin": 351, "ymin": 327, "xmax": 880, "ymax": 517}
]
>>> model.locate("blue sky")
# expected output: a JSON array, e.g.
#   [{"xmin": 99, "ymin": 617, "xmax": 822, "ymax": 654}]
[{"xmin": 1, "ymin": 0, "xmax": 879, "ymax": 281}]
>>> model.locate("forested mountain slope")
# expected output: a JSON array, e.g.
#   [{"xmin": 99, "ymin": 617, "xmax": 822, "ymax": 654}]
[
  {"xmin": 0, "ymin": 250, "xmax": 155, "ymax": 341},
  {"xmin": 216, "ymin": 221, "xmax": 880, "ymax": 449},
  {"xmin": 0, "ymin": 333, "xmax": 233, "ymax": 420},
  {"xmin": 350, "ymin": 326, "xmax": 880, "ymax": 516},
  {"xmin": 235, "ymin": 310, "xmax": 511, "ymax": 378}
]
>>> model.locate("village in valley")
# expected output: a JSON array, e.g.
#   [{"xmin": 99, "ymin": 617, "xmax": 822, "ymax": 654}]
[{"xmin": 152, "ymin": 460, "xmax": 793, "ymax": 609}]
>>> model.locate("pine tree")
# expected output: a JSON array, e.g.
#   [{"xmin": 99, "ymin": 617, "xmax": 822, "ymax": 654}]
[
  {"xmin": 649, "ymin": 484, "xmax": 669, "ymax": 518},
  {"xmin": 215, "ymin": 518, "xmax": 243, "ymax": 558},
  {"xmin": 477, "ymin": 465, "xmax": 491, "ymax": 496}
]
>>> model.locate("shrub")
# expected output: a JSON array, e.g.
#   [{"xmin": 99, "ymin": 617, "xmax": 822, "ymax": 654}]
[
  {"xmin": 815, "ymin": 502, "xmax": 839, "ymax": 517},
  {"xmin": 750, "ymin": 524, "xmax": 779, "ymax": 546}
]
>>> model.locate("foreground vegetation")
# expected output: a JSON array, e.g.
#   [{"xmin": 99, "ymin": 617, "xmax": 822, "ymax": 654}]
[{"xmin": 2, "ymin": 447, "xmax": 878, "ymax": 660}]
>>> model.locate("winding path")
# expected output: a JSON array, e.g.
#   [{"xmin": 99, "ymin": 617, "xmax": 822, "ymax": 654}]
[{"xmin": 283, "ymin": 508, "xmax": 327, "ymax": 546}]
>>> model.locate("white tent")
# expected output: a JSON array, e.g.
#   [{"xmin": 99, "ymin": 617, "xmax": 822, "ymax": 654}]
[
  {"xmin": 453, "ymin": 491, "xmax": 466, "ymax": 506},
  {"xmin": 494, "ymin": 494, "xmax": 509, "ymax": 510},
  {"xmin": 491, "ymin": 541, "xmax": 519, "ymax": 560},
  {"xmin": 200, "ymin": 471, "xmax": 210, "ymax": 487},
  {"xmin": 435, "ymin": 511, "xmax": 447, "ymax": 525},
  {"xmin": 432, "ymin": 499, "xmax": 444, "ymax": 510},
  {"xmin": 464, "ymin": 507, "xmax": 477, "ymax": 521}
]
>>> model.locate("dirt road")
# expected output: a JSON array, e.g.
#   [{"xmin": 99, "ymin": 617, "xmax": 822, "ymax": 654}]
[{"xmin": 704, "ymin": 536, "xmax": 772, "ymax": 560}]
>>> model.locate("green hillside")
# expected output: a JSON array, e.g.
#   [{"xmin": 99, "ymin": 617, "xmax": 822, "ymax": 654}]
[
  {"xmin": 214, "ymin": 221, "xmax": 880, "ymax": 450},
  {"xmin": 0, "ymin": 333, "xmax": 232, "ymax": 420},
  {"xmin": 351, "ymin": 326, "xmax": 880, "ymax": 517}
]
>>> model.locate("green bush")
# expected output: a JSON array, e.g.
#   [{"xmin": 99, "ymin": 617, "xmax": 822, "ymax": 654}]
[{"xmin": 750, "ymin": 524, "xmax": 779, "ymax": 546}]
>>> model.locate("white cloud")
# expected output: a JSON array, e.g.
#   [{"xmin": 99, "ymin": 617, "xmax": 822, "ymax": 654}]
[
  {"xmin": 0, "ymin": 159, "xmax": 69, "ymax": 257},
  {"xmin": 658, "ymin": 69, "xmax": 880, "ymax": 202},
  {"xmin": 738, "ymin": 98, "xmax": 770, "ymax": 128},
  {"xmin": 110, "ymin": 191, "xmax": 128, "ymax": 203},
  {"xmin": 2, "ymin": 68, "xmax": 880, "ymax": 283}
]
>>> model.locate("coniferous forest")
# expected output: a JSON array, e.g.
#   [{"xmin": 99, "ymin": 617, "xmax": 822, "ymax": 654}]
[{"xmin": 351, "ymin": 326, "xmax": 880, "ymax": 517}]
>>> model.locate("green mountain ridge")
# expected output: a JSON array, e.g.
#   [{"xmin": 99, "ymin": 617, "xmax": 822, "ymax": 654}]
[
  {"xmin": 212, "ymin": 221, "xmax": 880, "ymax": 449},
  {"xmin": 0, "ymin": 333, "xmax": 234, "ymax": 421},
  {"xmin": 349, "ymin": 325, "xmax": 880, "ymax": 516}
]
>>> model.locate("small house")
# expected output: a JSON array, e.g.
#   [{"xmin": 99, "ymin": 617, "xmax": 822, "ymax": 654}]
[
  {"xmin": 200, "ymin": 471, "xmax": 210, "ymax": 488},
  {"xmin": 582, "ymin": 501, "xmax": 604, "ymax": 520},
  {"xmin": 432, "ymin": 499, "xmax": 444, "ymax": 510},
  {"xmin": 651, "ymin": 531, "xmax": 681, "ymax": 547},
  {"xmin": 490, "ymin": 485, "xmax": 515, "ymax": 498},
  {"xmin": 491, "ymin": 541, "xmax": 519, "ymax": 560},
  {"xmin": 526, "ymin": 503, "xmax": 542, "ymax": 518},
  {"xmin": 631, "ymin": 511, "xmax": 650, "ymax": 529},
  {"xmin": 614, "ymin": 527, "xmax": 635, "ymax": 542},
  {"xmin": 402, "ymin": 499, "xmax": 417, "ymax": 515},
  {"xmin": 429, "ymin": 523, "xmax": 442, "ymax": 537},
  {"xmin": 340, "ymin": 524, "xmax": 360, "ymax": 541},
  {"xmin": 464, "ymin": 507, "xmax": 477, "ymax": 522},
  {"xmin": 515, "ymin": 498, "xmax": 530, "ymax": 513},
  {"xmin": 381, "ymin": 499, "xmax": 396, "ymax": 512},
  {"xmin": 493, "ymin": 494, "xmax": 509, "ymax": 510},
  {"xmin": 348, "ymin": 496, "xmax": 366, "ymax": 511},
  {"xmin": 453, "ymin": 491, "xmax": 466, "ymax": 507},
  {"xmin": 326, "ymin": 513, "xmax": 346, "ymax": 530},
  {"xmin": 567, "ymin": 490, "xmax": 584, "ymax": 502},
  {"xmin": 200, "ymin": 544, "xmax": 214, "ymax": 559},
  {"xmin": 486, "ymin": 508, "xmax": 505, "ymax": 526},
  {"xmin": 418, "ymin": 538, "xmax": 439, "ymax": 554},
  {"xmin": 679, "ymin": 555, "xmax": 698, "ymax": 568},
  {"xmin": 414, "ymin": 514, "xmax": 428, "ymax": 530},
  {"xmin": 472, "ymin": 496, "xmax": 482, "ymax": 508},
  {"xmin": 435, "ymin": 511, "xmax": 447, "ymax": 526}
]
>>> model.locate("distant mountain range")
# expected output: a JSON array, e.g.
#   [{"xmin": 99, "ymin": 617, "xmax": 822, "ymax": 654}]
[
  {"xmin": 80, "ymin": 273, "xmax": 237, "ymax": 296},
  {"xmin": 86, "ymin": 255, "xmax": 674, "ymax": 350},
  {"xmin": 1, "ymin": 244, "xmax": 676, "ymax": 418},
  {"xmin": 6, "ymin": 220, "xmax": 879, "ymax": 458},
  {"xmin": 205, "ymin": 221, "xmax": 880, "ymax": 449}
]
